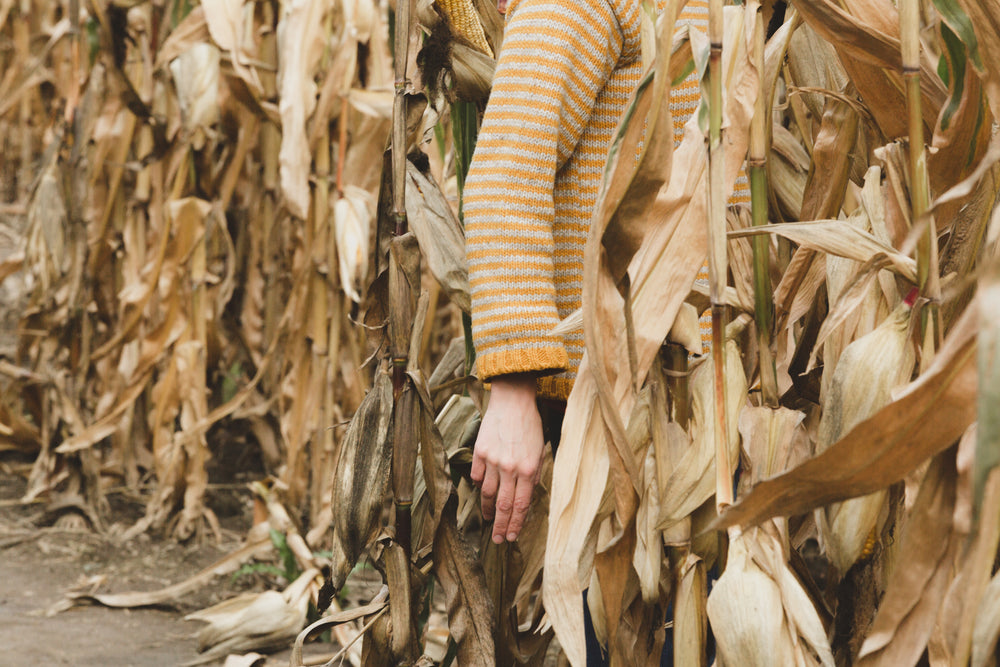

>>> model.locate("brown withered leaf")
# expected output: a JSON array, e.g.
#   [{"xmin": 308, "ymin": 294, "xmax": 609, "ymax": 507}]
[
  {"xmin": 857, "ymin": 446, "xmax": 963, "ymax": 666},
  {"xmin": 277, "ymin": 0, "xmax": 329, "ymax": 219},
  {"xmin": 972, "ymin": 567, "xmax": 1000, "ymax": 667},
  {"xmin": 331, "ymin": 368, "xmax": 393, "ymax": 589},
  {"xmin": 405, "ymin": 162, "xmax": 471, "ymax": 313},
  {"xmin": 673, "ymin": 553, "xmax": 707, "ymax": 667},
  {"xmin": 730, "ymin": 220, "xmax": 917, "ymax": 282},
  {"xmin": 714, "ymin": 296, "xmax": 977, "ymax": 530},
  {"xmin": 433, "ymin": 496, "xmax": 495, "ymax": 666}
]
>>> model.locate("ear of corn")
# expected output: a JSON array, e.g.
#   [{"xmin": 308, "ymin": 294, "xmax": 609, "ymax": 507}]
[
  {"xmin": 817, "ymin": 302, "xmax": 915, "ymax": 572},
  {"xmin": 435, "ymin": 0, "xmax": 494, "ymax": 57}
]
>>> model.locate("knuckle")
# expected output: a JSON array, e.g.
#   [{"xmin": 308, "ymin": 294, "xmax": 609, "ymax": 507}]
[
  {"xmin": 513, "ymin": 499, "xmax": 531, "ymax": 514},
  {"xmin": 496, "ymin": 500, "xmax": 513, "ymax": 514},
  {"xmin": 516, "ymin": 462, "xmax": 538, "ymax": 478}
]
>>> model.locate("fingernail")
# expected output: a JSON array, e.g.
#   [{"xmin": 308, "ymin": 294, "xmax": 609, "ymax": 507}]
[
  {"xmin": 493, "ymin": 534, "xmax": 504, "ymax": 544},
  {"xmin": 507, "ymin": 533, "xmax": 517, "ymax": 542}
]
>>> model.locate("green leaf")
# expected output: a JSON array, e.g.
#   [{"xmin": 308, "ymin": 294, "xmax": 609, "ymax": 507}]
[
  {"xmin": 938, "ymin": 22, "xmax": 968, "ymax": 131},
  {"xmin": 931, "ymin": 0, "xmax": 983, "ymax": 70}
]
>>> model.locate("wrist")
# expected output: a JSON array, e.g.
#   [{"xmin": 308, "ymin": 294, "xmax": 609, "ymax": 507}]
[{"xmin": 487, "ymin": 373, "xmax": 538, "ymax": 407}]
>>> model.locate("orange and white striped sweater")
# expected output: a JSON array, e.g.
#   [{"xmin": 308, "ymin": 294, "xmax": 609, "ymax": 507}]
[{"xmin": 464, "ymin": 0, "xmax": 747, "ymax": 400}]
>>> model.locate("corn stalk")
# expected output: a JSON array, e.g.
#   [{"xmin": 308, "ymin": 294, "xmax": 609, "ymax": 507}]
[{"xmin": 706, "ymin": 0, "xmax": 733, "ymax": 511}]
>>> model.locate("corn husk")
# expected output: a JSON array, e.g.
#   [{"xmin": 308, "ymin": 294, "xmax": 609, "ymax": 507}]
[
  {"xmin": 817, "ymin": 302, "xmax": 915, "ymax": 572},
  {"xmin": 330, "ymin": 369, "xmax": 393, "ymax": 590},
  {"xmin": 657, "ymin": 339, "xmax": 746, "ymax": 530},
  {"xmin": 334, "ymin": 185, "xmax": 374, "ymax": 303},
  {"xmin": 168, "ymin": 42, "xmax": 220, "ymax": 149},
  {"xmin": 185, "ymin": 568, "xmax": 320, "ymax": 662}
]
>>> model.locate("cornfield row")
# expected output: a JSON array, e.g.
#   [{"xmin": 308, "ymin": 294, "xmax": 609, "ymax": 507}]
[{"xmin": 2, "ymin": 0, "xmax": 1000, "ymax": 664}]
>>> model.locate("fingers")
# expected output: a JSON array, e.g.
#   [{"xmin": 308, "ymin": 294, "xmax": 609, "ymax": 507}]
[
  {"xmin": 471, "ymin": 445, "xmax": 486, "ymax": 486},
  {"xmin": 503, "ymin": 475, "xmax": 535, "ymax": 542},
  {"xmin": 480, "ymin": 464, "xmax": 500, "ymax": 522},
  {"xmin": 491, "ymin": 472, "xmax": 517, "ymax": 544}
]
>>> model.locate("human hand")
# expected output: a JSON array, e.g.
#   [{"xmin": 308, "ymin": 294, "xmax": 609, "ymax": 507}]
[{"xmin": 470, "ymin": 374, "xmax": 544, "ymax": 544}]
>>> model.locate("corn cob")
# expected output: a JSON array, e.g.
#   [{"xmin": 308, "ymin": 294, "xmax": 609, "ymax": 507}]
[{"xmin": 436, "ymin": 0, "xmax": 494, "ymax": 57}]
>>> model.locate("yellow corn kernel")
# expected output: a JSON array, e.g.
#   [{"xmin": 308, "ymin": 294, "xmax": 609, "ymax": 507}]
[
  {"xmin": 436, "ymin": 0, "xmax": 494, "ymax": 57},
  {"xmin": 859, "ymin": 527, "xmax": 877, "ymax": 560}
]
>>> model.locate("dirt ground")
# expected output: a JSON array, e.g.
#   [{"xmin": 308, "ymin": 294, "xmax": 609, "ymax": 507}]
[{"xmin": 0, "ymin": 468, "xmax": 341, "ymax": 667}]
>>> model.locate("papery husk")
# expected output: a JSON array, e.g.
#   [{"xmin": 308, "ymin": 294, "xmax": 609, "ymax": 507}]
[
  {"xmin": 334, "ymin": 185, "xmax": 374, "ymax": 303},
  {"xmin": 330, "ymin": 368, "xmax": 393, "ymax": 591},
  {"xmin": 971, "ymin": 570, "xmax": 1000, "ymax": 667},
  {"xmin": 817, "ymin": 302, "xmax": 915, "ymax": 572},
  {"xmin": 185, "ymin": 568, "xmax": 320, "ymax": 662},
  {"xmin": 674, "ymin": 553, "xmax": 707, "ymax": 666},
  {"xmin": 657, "ymin": 339, "xmax": 746, "ymax": 530},
  {"xmin": 450, "ymin": 41, "xmax": 495, "ymax": 103},
  {"xmin": 707, "ymin": 534, "xmax": 796, "ymax": 666},
  {"xmin": 168, "ymin": 42, "xmax": 220, "ymax": 149}
]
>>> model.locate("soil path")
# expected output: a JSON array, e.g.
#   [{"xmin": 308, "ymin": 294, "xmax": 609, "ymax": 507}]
[{"xmin": 0, "ymin": 472, "xmax": 336, "ymax": 667}]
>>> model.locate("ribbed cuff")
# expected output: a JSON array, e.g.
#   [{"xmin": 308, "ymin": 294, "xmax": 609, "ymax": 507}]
[
  {"xmin": 476, "ymin": 345, "xmax": 569, "ymax": 382},
  {"xmin": 537, "ymin": 375, "xmax": 573, "ymax": 401}
]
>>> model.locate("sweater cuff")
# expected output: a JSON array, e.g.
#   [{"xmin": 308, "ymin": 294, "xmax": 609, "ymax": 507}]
[{"xmin": 476, "ymin": 345, "xmax": 569, "ymax": 382}]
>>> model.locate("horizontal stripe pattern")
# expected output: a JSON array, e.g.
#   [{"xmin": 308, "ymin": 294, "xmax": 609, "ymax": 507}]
[{"xmin": 466, "ymin": 0, "xmax": 741, "ymax": 400}]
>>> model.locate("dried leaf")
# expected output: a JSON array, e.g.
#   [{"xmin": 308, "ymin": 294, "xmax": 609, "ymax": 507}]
[
  {"xmin": 857, "ymin": 448, "xmax": 962, "ymax": 666},
  {"xmin": 433, "ymin": 497, "xmax": 495, "ymax": 665},
  {"xmin": 277, "ymin": 0, "xmax": 329, "ymax": 218},
  {"xmin": 186, "ymin": 568, "xmax": 319, "ymax": 661},
  {"xmin": 334, "ymin": 186, "xmax": 374, "ymax": 303},
  {"xmin": 729, "ymin": 220, "xmax": 917, "ymax": 282},
  {"xmin": 331, "ymin": 368, "xmax": 393, "ymax": 589},
  {"xmin": 405, "ymin": 162, "xmax": 471, "ymax": 312}
]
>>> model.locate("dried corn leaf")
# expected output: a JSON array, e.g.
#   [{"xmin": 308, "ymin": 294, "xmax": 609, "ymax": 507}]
[
  {"xmin": 203, "ymin": 0, "xmax": 265, "ymax": 96},
  {"xmin": 857, "ymin": 447, "xmax": 963, "ymax": 666},
  {"xmin": 674, "ymin": 553, "xmax": 707, "ymax": 667},
  {"xmin": 433, "ymin": 497, "xmax": 495, "ymax": 666},
  {"xmin": 277, "ymin": 0, "xmax": 329, "ymax": 219},
  {"xmin": 714, "ymin": 296, "xmax": 977, "ymax": 529},
  {"xmin": 405, "ymin": 162, "xmax": 471, "ymax": 312},
  {"xmin": 334, "ymin": 186, "xmax": 374, "ymax": 303},
  {"xmin": 729, "ymin": 220, "xmax": 917, "ymax": 282},
  {"xmin": 657, "ymin": 340, "xmax": 746, "ymax": 529},
  {"xmin": 971, "ymin": 569, "xmax": 1000, "ymax": 667},
  {"xmin": 66, "ymin": 535, "xmax": 270, "ymax": 609},
  {"xmin": 330, "ymin": 368, "xmax": 393, "ymax": 590}
]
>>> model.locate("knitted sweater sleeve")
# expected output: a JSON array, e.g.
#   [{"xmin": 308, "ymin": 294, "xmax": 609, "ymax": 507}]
[{"xmin": 463, "ymin": 0, "xmax": 623, "ymax": 381}]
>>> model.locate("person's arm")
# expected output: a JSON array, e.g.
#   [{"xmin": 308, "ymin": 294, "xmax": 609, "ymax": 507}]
[{"xmin": 464, "ymin": 0, "xmax": 622, "ymax": 542}]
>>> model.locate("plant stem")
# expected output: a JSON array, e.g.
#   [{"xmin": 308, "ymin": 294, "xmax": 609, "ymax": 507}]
[
  {"xmin": 749, "ymin": 10, "xmax": 778, "ymax": 407},
  {"xmin": 707, "ymin": 0, "xmax": 732, "ymax": 511},
  {"xmin": 389, "ymin": 0, "xmax": 417, "ymax": 659},
  {"xmin": 901, "ymin": 0, "xmax": 940, "ymax": 367}
]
